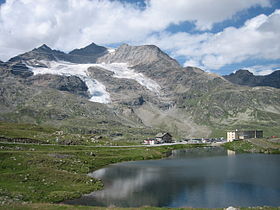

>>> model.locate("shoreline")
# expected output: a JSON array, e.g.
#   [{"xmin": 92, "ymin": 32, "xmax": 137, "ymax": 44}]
[
  {"xmin": 0, "ymin": 142, "xmax": 204, "ymax": 207},
  {"xmin": 1, "ymin": 139, "xmax": 279, "ymax": 209}
]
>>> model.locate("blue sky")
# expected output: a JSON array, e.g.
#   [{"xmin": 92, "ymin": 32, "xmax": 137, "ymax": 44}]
[{"xmin": 0, "ymin": 0, "xmax": 279, "ymax": 75}]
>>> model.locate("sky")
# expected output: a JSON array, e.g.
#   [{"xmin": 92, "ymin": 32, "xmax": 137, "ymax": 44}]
[{"xmin": 0, "ymin": 0, "xmax": 279, "ymax": 75}]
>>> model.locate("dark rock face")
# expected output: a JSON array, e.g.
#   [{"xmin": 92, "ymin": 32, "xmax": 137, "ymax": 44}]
[
  {"xmin": 68, "ymin": 43, "xmax": 108, "ymax": 63},
  {"xmin": 0, "ymin": 60, "xmax": 34, "ymax": 78},
  {"xmin": 25, "ymin": 74, "xmax": 89, "ymax": 97},
  {"xmin": 69, "ymin": 42, "xmax": 107, "ymax": 56},
  {"xmin": 9, "ymin": 43, "xmax": 109, "ymax": 65},
  {"xmin": 49, "ymin": 75, "xmax": 89, "ymax": 97},
  {"xmin": 10, "ymin": 63, "xmax": 33, "ymax": 78},
  {"xmin": 223, "ymin": 69, "xmax": 280, "ymax": 89},
  {"xmin": 262, "ymin": 71, "xmax": 280, "ymax": 88},
  {"xmin": 9, "ymin": 44, "xmax": 69, "ymax": 63},
  {"xmin": 0, "ymin": 60, "xmax": 8, "ymax": 69}
]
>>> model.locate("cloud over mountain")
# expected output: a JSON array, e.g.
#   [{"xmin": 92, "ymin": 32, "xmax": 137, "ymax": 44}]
[
  {"xmin": 0, "ymin": 0, "xmax": 278, "ymax": 74},
  {"xmin": 143, "ymin": 9, "xmax": 280, "ymax": 71}
]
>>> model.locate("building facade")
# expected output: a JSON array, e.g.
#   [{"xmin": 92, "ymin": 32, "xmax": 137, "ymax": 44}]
[
  {"xmin": 227, "ymin": 130, "xmax": 263, "ymax": 142},
  {"xmin": 227, "ymin": 131, "xmax": 237, "ymax": 142},
  {"xmin": 144, "ymin": 139, "xmax": 156, "ymax": 145},
  {"xmin": 155, "ymin": 133, "xmax": 172, "ymax": 143}
]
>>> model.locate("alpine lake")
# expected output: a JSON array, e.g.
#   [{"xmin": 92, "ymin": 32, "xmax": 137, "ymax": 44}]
[{"xmin": 65, "ymin": 147, "xmax": 280, "ymax": 208}]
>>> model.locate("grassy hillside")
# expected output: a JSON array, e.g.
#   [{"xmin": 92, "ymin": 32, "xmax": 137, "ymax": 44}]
[
  {"xmin": 176, "ymin": 78, "xmax": 280, "ymax": 138},
  {"xmin": 223, "ymin": 138, "xmax": 280, "ymax": 154},
  {"xmin": 0, "ymin": 121, "xmax": 156, "ymax": 145}
]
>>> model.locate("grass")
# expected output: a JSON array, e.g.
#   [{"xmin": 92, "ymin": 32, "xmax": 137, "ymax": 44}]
[
  {"xmin": 0, "ymin": 121, "xmax": 153, "ymax": 146},
  {"xmin": 0, "ymin": 203, "xmax": 216, "ymax": 210},
  {"xmin": 223, "ymin": 138, "xmax": 280, "ymax": 154},
  {"xmin": 2, "ymin": 203, "xmax": 279, "ymax": 210},
  {"xmin": 0, "ymin": 142, "xmax": 202, "ymax": 206},
  {"xmin": 208, "ymin": 124, "xmax": 280, "ymax": 140},
  {"xmin": 0, "ymin": 121, "xmax": 56, "ymax": 142},
  {"xmin": 1, "ymin": 142, "xmax": 278, "ymax": 210},
  {"xmin": 0, "ymin": 121, "xmax": 279, "ymax": 210}
]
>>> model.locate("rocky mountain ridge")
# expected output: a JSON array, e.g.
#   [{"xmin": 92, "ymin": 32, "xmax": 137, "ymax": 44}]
[
  {"xmin": 1, "ymin": 43, "xmax": 280, "ymax": 138},
  {"xmin": 223, "ymin": 69, "xmax": 280, "ymax": 89}
]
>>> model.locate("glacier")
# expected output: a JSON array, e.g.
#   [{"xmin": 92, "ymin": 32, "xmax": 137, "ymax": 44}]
[
  {"xmin": 28, "ymin": 61, "xmax": 161, "ymax": 104},
  {"xmin": 28, "ymin": 61, "xmax": 111, "ymax": 104},
  {"xmin": 91, "ymin": 63, "xmax": 161, "ymax": 93}
]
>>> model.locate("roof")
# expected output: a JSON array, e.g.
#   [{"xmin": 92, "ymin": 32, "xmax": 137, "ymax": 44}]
[{"xmin": 155, "ymin": 132, "xmax": 172, "ymax": 138}]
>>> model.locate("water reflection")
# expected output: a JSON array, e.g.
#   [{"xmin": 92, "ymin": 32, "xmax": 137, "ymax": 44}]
[
  {"xmin": 227, "ymin": 150, "xmax": 236, "ymax": 156},
  {"xmin": 65, "ymin": 147, "xmax": 280, "ymax": 208}
]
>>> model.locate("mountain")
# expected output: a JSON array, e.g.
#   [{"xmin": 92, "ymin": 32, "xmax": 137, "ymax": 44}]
[
  {"xmin": 223, "ymin": 69, "xmax": 280, "ymax": 89},
  {"xmin": 69, "ymin": 42, "xmax": 108, "ymax": 56},
  {"xmin": 68, "ymin": 42, "xmax": 109, "ymax": 63},
  {"xmin": 1, "ymin": 43, "xmax": 280, "ymax": 139},
  {"xmin": 8, "ymin": 43, "xmax": 111, "ymax": 65},
  {"xmin": 8, "ymin": 44, "xmax": 69, "ymax": 66}
]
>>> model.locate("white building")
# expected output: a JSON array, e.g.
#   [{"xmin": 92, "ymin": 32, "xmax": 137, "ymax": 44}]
[
  {"xmin": 143, "ymin": 139, "xmax": 156, "ymax": 145},
  {"xmin": 227, "ymin": 131, "xmax": 237, "ymax": 142},
  {"xmin": 227, "ymin": 130, "xmax": 263, "ymax": 142}
]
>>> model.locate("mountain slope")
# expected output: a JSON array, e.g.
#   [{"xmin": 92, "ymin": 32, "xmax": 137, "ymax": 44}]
[
  {"xmin": 1, "ymin": 43, "xmax": 280, "ymax": 138},
  {"xmin": 0, "ymin": 70, "xmax": 155, "ymax": 139},
  {"xmin": 8, "ymin": 43, "xmax": 111, "ymax": 65},
  {"xmin": 9, "ymin": 44, "xmax": 69, "ymax": 66},
  {"xmin": 69, "ymin": 42, "xmax": 108, "ymax": 56},
  {"xmin": 223, "ymin": 69, "xmax": 280, "ymax": 89}
]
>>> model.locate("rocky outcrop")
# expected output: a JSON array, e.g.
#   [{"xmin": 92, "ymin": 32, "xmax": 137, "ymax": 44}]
[
  {"xmin": 69, "ymin": 43, "xmax": 108, "ymax": 63},
  {"xmin": 70, "ymin": 43, "xmax": 107, "ymax": 56},
  {"xmin": 0, "ymin": 61, "xmax": 10, "ymax": 76},
  {"xmin": 98, "ymin": 44, "xmax": 180, "ymax": 67},
  {"xmin": 9, "ymin": 43, "xmax": 110, "ymax": 65},
  {"xmin": 223, "ymin": 69, "xmax": 280, "ymax": 89},
  {"xmin": 68, "ymin": 42, "xmax": 108, "ymax": 63},
  {"xmin": 9, "ymin": 44, "xmax": 69, "ymax": 63},
  {"xmin": 25, "ymin": 74, "xmax": 89, "ymax": 97},
  {"xmin": 262, "ymin": 70, "xmax": 280, "ymax": 88},
  {"xmin": 10, "ymin": 62, "xmax": 34, "ymax": 78}
]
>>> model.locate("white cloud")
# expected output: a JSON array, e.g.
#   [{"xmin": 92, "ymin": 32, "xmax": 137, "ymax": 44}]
[
  {"xmin": 0, "ymin": 0, "xmax": 271, "ymax": 61},
  {"xmin": 244, "ymin": 64, "xmax": 280, "ymax": 75},
  {"xmin": 141, "ymin": 9, "xmax": 280, "ymax": 71},
  {"xmin": 145, "ymin": 0, "xmax": 270, "ymax": 30}
]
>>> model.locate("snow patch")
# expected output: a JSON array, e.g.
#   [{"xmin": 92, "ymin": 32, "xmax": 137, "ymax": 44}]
[
  {"xmin": 107, "ymin": 48, "xmax": 116, "ymax": 54},
  {"xmin": 28, "ymin": 61, "xmax": 111, "ymax": 104},
  {"xmin": 92, "ymin": 63, "xmax": 161, "ymax": 93},
  {"xmin": 27, "ymin": 61, "xmax": 161, "ymax": 104}
]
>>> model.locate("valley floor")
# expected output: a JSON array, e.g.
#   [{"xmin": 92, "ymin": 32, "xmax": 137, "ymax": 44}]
[
  {"xmin": 0, "ymin": 121, "xmax": 279, "ymax": 210},
  {"xmin": 0, "ymin": 141, "xmax": 202, "ymax": 208}
]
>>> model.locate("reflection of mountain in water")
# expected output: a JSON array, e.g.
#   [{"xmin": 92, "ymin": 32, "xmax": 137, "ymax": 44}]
[
  {"xmin": 170, "ymin": 146, "xmax": 228, "ymax": 159},
  {"xmin": 67, "ymin": 163, "xmax": 194, "ymax": 207},
  {"xmin": 64, "ymin": 147, "xmax": 280, "ymax": 208}
]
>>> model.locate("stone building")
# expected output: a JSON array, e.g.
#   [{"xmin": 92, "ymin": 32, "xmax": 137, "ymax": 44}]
[{"xmin": 155, "ymin": 133, "xmax": 172, "ymax": 143}]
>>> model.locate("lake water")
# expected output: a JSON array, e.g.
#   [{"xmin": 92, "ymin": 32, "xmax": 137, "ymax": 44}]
[{"xmin": 66, "ymin": 147, "xmax": 280, "ymax": 208}]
